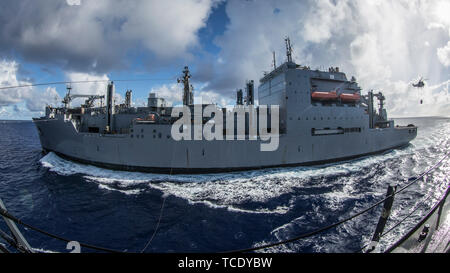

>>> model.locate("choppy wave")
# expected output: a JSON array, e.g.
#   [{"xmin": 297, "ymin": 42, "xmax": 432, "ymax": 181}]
[
  {"xmin": 38, "ymin": 117, "xmax": 450, "ymax": 252},
  {"xmin": 39, "ymin": 145, "xmax": 422, "ymax": 215}
]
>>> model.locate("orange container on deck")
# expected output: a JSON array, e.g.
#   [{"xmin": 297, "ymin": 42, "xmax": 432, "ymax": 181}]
[
  {"xmin": 340, "ymin": 93, "xmax": 360, "ymax": 102},
  {"xmin": 311, "ymin": 91, "xmax": 338, "ymax": 101}
]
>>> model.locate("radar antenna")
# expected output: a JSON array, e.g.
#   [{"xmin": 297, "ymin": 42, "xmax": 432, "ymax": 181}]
[
  {"xmin": 285, "ymin": 37, "xmax": 293, "ymax": 63},
  {"xmin": 62, "ymin": 84, "xmax": 72, "ymax": 108}
]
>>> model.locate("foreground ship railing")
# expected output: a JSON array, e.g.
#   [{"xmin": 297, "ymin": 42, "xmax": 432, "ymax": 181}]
[
  {"xmin": 385, "ymin": 186, "xmax": 450, "ymax": 253},
  {"xmin": 0, "ymin": 151, "xmax": 449, "ymax": 253}
]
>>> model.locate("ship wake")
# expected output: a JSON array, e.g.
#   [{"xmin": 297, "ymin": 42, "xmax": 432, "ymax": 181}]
[{"xmin": 38, "ymin": 139, "xmax": 439, "ymax": 216}]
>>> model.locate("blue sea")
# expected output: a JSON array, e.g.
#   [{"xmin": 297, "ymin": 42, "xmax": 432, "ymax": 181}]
[{"xmin": 0, "ymin": 117, "xmax": 448, "ymax": 253}]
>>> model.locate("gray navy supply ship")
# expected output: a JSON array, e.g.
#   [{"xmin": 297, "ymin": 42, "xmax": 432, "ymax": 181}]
[{"xmin": 33, "ymin": 38, "xmax": 417, "ymax": 174}]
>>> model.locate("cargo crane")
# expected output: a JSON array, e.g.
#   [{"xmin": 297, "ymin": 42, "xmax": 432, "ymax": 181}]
[{"xmin": 62, "ymin": 85, "xmax": 105, "ymax": 108}]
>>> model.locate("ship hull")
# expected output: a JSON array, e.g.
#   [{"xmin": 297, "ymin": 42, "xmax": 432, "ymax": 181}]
[
  {"xmin": 43, "ymin": 143, "xmax": 409, "ymax": 174},
  {"xmin": 34, "ymin": 118, "xmax": 417, "ymax": 174}
]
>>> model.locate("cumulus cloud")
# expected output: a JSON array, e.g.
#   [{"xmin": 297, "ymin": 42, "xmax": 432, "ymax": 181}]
[
  {"xmin": 147, "ymin": 82, "xmax": 232, "ymax": 107},
  {"xmin": 0, "ymin": 59, "xmax": 61, "ymax": 116},
  {"xmin": 65, "ymin": 72, "xmax": 109, "ymax": 95},
  {"xmin": 437, "ymin": 41, "xmax": 450, "ymax": 67},
  {"xmin": 66, "ymin": 0, "xmax": 81, "ymax": 6},
  {"xmin": 26, "ymin": 87, "xmax": 60, "ymax": 112},
  {"xmin": 195, "ymin": 90, "xmax": 231, "ymax": 106},
  {"xmin": 62, "ymin": 72, "xmax": 111, "ymax": 107},
  {"xmin": 197, "ymin": 0, "xmax": 450, "ymax": 117},
  {"xmin": 302, "ymin": 0, "xmax": 354, "ymax": 44},
  {"xmin": 1, "ymin": 0, "xmax": 449, "ymax": 118},
  {"xmin": 148, "ymin": 83, "xmax": 183, "ymax": 106},
  {"xmin": 0, "ymin": 0, "xmax": 218, "ymax": 73},
  {"xmin": 0, "ymin": 60, "xmax": 33, "ymax": 107}
]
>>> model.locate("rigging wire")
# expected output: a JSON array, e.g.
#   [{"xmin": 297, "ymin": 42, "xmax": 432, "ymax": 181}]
[
  {"xmin": 384, "ymin": 186, "xmax": 450, "ymax": 253},
  {"xmin": 0, "ymin": 208, "xmax": 121, "ymax": 253},
  {"xmin": 140, "ymin": 155, "xmax": 176, "ymax": 253},
  {"xmin": 221, "ymin": 150, "xmax": 450, "ymax": 253},
  {"xmin": 0, "ymin": 77, "xmax": 177, "ymax": 90},
  {"xmin": 140, "ymin": 195, "xmax": 167, "ymax": 253}
]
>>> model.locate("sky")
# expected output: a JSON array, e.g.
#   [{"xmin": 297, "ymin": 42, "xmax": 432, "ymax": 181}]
[{"xmin": 0, "ymin": 0, "xmax": 449, "ymax": 120}]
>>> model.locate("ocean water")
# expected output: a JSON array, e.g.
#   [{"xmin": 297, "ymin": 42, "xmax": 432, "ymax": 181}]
[{"xmin": 0, "ymin": 117, "xmax": 448, "ymax": 253}]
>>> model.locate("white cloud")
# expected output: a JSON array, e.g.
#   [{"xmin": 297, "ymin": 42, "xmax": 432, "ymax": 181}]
[
  {"xmin": 381, "ymin": 80, "xmax": 450, "ymax": 117},
  {"xmin": 66, "ymin": 0, "xmax": 81, "ymax": 6},
  {"xmin": 302, "ymin": 0, "xmax": 353, "ymax": 44},
  {"xmin": 26, "ymin": 87, "xmax": 60, "ymax": 112},
  {"xmin": 65, "ymin": 72, "xmax": 109, "ymax": 96},
  {"xmin": 350, "ymin": 33, "xmax": 392, "ymax": 88},
  {"xmin": 0, "ymin": 60, "xmax": 33, "ymax": 107},
  {"xmin": 195, "ymin": 90, "xmax": 231, "ymax": 107},
  {"xmin": 199, "ymin": 0, "xmax": 450, "ymax": 117},
  {"xmin": 63, "ymin": 72, "xmax": 111, "ymax": 107},
  {"xmin": 0, "ymin": 59, "xmax": 61, "ymax": 116},
  {"xmin": 427, "ymin": 22, "xmax": 447, "ymax": 31},
  {"xmin": 147, "ymin": 82, "xmax": 232, "ymax": 107},
  {"xmin": 1, "ymin": 0, "xmax": 449, "ymax": 118},
  {"xmin": 437, "ymin": 41, "xmax": 450, "ymax": 67},
  {"xmin": 148, "ymin": 83, "xmax": 183, "ymax": 106},
  {"xmin": 0, "ymin": 0, "xmax": 218, "ymax": 72}
]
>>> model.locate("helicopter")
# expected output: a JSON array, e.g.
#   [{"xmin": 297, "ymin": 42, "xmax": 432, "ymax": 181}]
[
  {"xmin": 412, "ymin": 76, "xmax": 428, "ymax": 104},
  {"xmin": 412, "ymin": 77, "xmax": 428, "ymax": 88}
]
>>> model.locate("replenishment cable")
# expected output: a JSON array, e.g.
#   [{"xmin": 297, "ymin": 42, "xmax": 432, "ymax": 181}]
[
  {"xmin": 0, "ymin": 77, "xmax": 177, "ymax": 90},
  {"xmin": 384, "ymin": 186, "xmax": 450, "ymax": 253},
  {"xmin": 354, "ymin": 189, "xmax": 438, "ymax": 253},
  {"xmin": 140, "ymin": 195, "xmax": 167, "ymax": 253},
  {"xmin": 222, "ymin": 150, "xmax": 450, "ymax": 253},
  {"xmin": 0, "ymin": 208, "xmax": 121, "ymax": 253}
]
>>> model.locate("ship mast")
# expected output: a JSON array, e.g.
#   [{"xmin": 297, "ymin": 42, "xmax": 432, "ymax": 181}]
[
  {"xmin": 178, "ymin": 66, "xmax": 193, "ymax": 106},
  {"xmin": 285, "ymin": 37, "xmax": 293, "ymax": 63},
  {"xmin": 272, "ymin": 51, "xmax": 277, "ymax": 70},
  {"xmin": 62, "ymin": 84, "xmax": 72, "ymax": 108}
]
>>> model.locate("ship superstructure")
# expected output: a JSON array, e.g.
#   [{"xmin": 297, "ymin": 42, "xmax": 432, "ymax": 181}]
[{"xmin": 33, "ymin": 39, "xmax": 417, "ymax": 173}]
